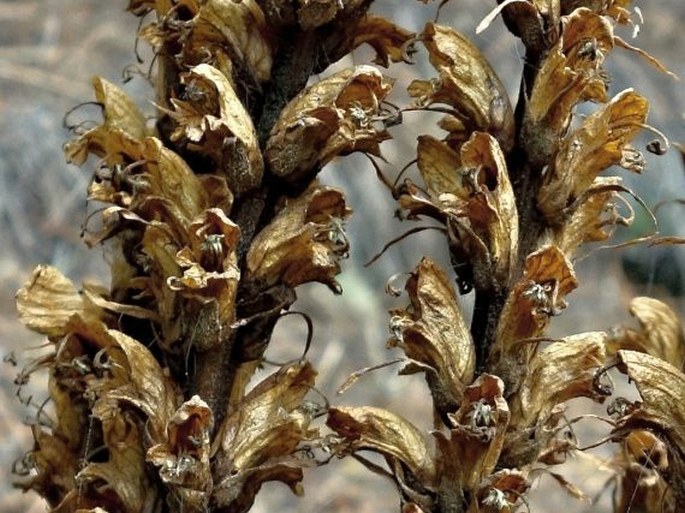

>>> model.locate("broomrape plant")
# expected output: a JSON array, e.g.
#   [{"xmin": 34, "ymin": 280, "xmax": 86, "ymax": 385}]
[{"xmin": 11, "ymin": 0, "xmax": 685, "ymax": 512}]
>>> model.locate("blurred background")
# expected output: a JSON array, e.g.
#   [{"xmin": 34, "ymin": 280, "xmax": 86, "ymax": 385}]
[{"xmin": 0, "ymin": 1, "xmax": 683, "ymax": 512}]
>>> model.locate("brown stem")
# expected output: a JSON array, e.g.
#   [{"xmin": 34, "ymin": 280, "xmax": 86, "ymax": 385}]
[
  {"xmin": 471, "ymin": 287, "xmax": 508, "ymax": 373},
  {"xmin": 473, "ymin": 44, "xmax": 548, "ymax": 371},
  {"xmin": 191, "ymin": 30, "xmax": 322, "ymax": 431}
]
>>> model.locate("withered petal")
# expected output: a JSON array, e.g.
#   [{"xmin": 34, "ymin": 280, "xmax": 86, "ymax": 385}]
[
  {"xmin": 16, "ymin": 266, "xmax": 98, "ymax": 338},
  {"xmin": 434, "ymin": 374, "xmax": 509, "ymax": 490},
  {"xmin": 265, "ymin": 66, "xmax": 393, "ymax": 183},
  {"xmin": 327, "ymin": 405, "xmax": 436, "ymax": 483},
  {"xmin": 539, "ymin": 89, "xmax": 648, "ymax": 221},
  {"xmin": 389, "ymin": 257, "xmax": 475, "ymax": 412},
  {"xmin": 409, "ymin": 22, "xmax": 515, "ymax": 152},
  {"xmin": 510, "ymin": 332, "xmax": 608, "ymax": 429},
  {"xmin": 215, "ymin": 360, "xmax": 317, "ymax": 472},
  {"xmin": 608, "ymin": 297, "xmax": 685, "ymax": 370},
  {"xmin": 246, "ymin": 185, "xmax": 351, "ymax": 292}
]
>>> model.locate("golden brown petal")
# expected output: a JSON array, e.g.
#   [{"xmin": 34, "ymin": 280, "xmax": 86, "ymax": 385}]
[
  {"xmin": 608, "ymin": 297, "xmax": 685, "ymax": 370},
  {"xmin": 246, "ymin": 184, "xmax": 351, "ymax": 292},
  {"xmin": 613, "ymin": 350, "xmax": 685, "ymax": 503},
  {"xmin": 16, "ymin": 266, "xmax": 99, "ymax": 338},
  {"xmin": 168, "ymin": 64, "xmax": 263, "ymax": 196},
  {"xmin": 408, "ymin": 22, "xmax": 515, "ymax": 152},
  {"xmin": 212, "ymin": 361, "xmax": 318, "ymax": 508},
  {"xmin": 525, "ymin": 9, "xmax": 613, "ymax": 139},
  {"xmin": 147, "ymin": 396, "xmax": 214, "ymax": 512},
  {"xmin": 510, "ymin": 331, "xmax": 608, "ymax": 429},
  {"xmin": 266, "ymin": 66, "xmax": 393, "ymax": 183},
  {"xmin": 190, "ymin": 0, "xmax": 272, "ymax": 83},
  {"xmin": 76, "ymin": 409, "xmax": 153, "ymax": 513},
  {"xmin": 348, "ymin": 14, "xmax": 415, "ymax": 67},
  {"xmin": 490, "ymin": 246, "xmax": 578, "ymax": 389},
  {"xmin": 550, "ymin": 176, "xmax": 630, "ymax": 257},
  {"xmin": 613, "ymin": 429, "xmax": 673, "ymax": 513},
  {"xmin": 416, "ymin": 135, "xmax": 463, "ymax": 203},
  {"xmin": 327, "ymin": 405, "xmax": 436, "ymax": 483},
  {"xmin": 93, "ymin": 77, "xmax": 147, "ymax": 139},
  {"xmin": 414, "ymin": 132, "xmax": 518, "ymax": 291},
  {"xmin": 468, "ymin": 469, "xmax": 529, "ymax": 513},
  {"xmin": 388, "ymin": 257, "xmax": 475, "ymax": 413},
  {"xmin": 538, "ymin": 89, "xmax": 648, "ymax": 221},
  {"xmin": 434, "ymin": 374, "xmax": 509, "ymax": 490},
  {"xmin": 458, "ymin": 132, "xmax": 518, "ymax": 286}
]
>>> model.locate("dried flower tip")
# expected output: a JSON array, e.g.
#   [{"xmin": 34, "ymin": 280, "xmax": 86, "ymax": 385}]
[{"xmin": 481, "ymin": 487, "xmax": 511, "ymax": 510}]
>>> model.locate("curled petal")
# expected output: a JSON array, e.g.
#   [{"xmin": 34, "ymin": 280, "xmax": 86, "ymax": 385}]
[
  {"xmin": 246, "ymin": 185, "xmax": 351, "ymax": 292},
  {"xmin": 16, "ymin": 266, "xmax": 100, "ymax": 338},
  {"xmin": 168, "ymin": 64, "xmax": 263, "ymax": 196},
  {"xmin": 415, "ymin": 132, "xmax": 518, "ymax": 290},
  {"xmin": 346, "ymin": 14, "xmax": 415, "ymax": 67},
  {"xmin": 185, "ymin": 0, "xmax": 272, "ymax": 83},
  {"xmin": 266, "ymin": 66, "xmax": 393, "ymax": 183},
  {"xmin": 549, "ymin": 176, "xmax": 631, "ymax": 257},
  {"xmin": 613, "ymin": 350, "xmax": 685, "ymax": 504},
  {"xmin": 409, "ymin": 23, "xmax": 515, "ymax": 152},
  {"xmin": 434, "ymin": 374, "xmax": 509, "ymax": 490},
  {"xmin": 327, "ymin": 406, "xmax": 436, "ymax": 484},
  {"xmin": 525, "ymin": 9, "xmax": 614, "ymax": 138},
  {"xmin": 608, "ymin": 297, "xmax": 685, "ymax": 370},
  {"xmin": 614, "ymin": 429, "xmax": 674, "ymax": 512},
  {"xmin": 510, "ymin": 331, "xmax": 608, "ymax": 429},
  {"xmin": 389, "ymin": 257, "xmax": 475, "ymax": 414},
  {"xmin": 92, "ymin": 77, "xmax": 147, "ymax": 139},
  {"xmin": 147, "ymin": 396, "xmax": 214, "ymax": 512},
  {"xmin": 212, "ymin": 361, "xmax": 318, "ymax": 507},
  {"xmin": 490, "ymin": 246, "xmax": 578, "ymax": 390},
  {"xmin": 539, "ymin": 89, "xmax": 649, "ymax": 221}
]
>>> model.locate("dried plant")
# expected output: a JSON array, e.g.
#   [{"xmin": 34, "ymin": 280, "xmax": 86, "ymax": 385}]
[{"xmin": 12, "ymin": 1, "xmax": 685, "ymax": 513}]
